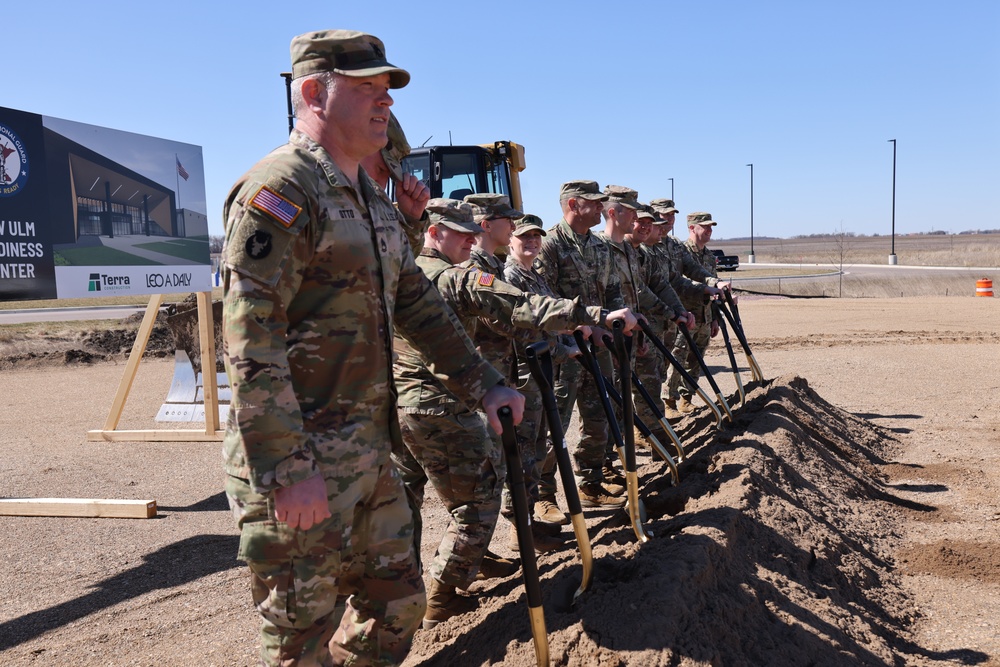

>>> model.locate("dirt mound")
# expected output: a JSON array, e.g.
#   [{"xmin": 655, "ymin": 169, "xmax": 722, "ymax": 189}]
[
  {"xmin": 0, "ymin": 313, "xmax": 175, "ymax": 370},
  {"xmin": 404, "ymin": 375, "xmax": 925, "ymax": 666}
]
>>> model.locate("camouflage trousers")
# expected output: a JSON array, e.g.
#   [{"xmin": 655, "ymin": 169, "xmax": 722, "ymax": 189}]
[
  {"xmin": 394, "ymin": 407, "xmax": 504, "ymax": 590},
  {"xmin": 501, "ymin": 368, "xmax": 559, "ymax": 519},
  {"xmin": 225, "ymin": 463, "xmax": 424, "ymax": 667},
  {"xmin": 666, "ymin": 321, "xmax": 712, "ymax": 401},
  {"xmin": 633, "ymin": 338, "xmax": 665, "ymax": 431},
  {"xmin": 553, "ymin": 347, "xmax": 613, "ymax": 486},
  {"xmin": 633, "ymin": 321, "xmax": 676, "ymax": 426}
]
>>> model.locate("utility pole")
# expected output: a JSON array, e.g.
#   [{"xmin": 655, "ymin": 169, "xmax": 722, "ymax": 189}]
[
  {"xmin": 888, "ymin": 139, "xmax": 897, "ymax": 265},
  {"xmin": 668, "ymin": 177, "xmax": 674, "ymax": 200},
  {"xmin": 746, "ymin": 163, "xmax": 755, "ymax": 263}
]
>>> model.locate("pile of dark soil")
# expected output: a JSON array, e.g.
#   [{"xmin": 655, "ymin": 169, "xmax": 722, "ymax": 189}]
[
  {"xmin": 0, "ymin": 314, "xmax": 175, "ymax": 369},
  {"xmin": 0, "ymin": 294, "xmax": 228, "ymax": 370},
  {"xmin": 404, "ymin": 375, "xmax": 924, "ymax": 666}
]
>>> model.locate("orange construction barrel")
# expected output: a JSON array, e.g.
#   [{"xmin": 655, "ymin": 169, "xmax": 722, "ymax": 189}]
[{"xmin": 976, "ymin": 278, "xmax": 993, "ymax": 297}]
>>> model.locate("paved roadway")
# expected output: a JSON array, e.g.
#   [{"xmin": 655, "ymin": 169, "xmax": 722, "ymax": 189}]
[
  {"xmin": 0, "ymin": 305, "xmax": 146, "ymax": 324},
  {"xmin": 2, "ymin": 262, "xmax": 995, "ymax": 324},
  {"xmin": 730, "ymin": 261, "xmax": 996, "ymax": 283}
]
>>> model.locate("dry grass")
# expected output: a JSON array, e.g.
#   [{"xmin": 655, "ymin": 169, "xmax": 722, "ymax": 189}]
[
  {"xmin": 734, "ymin": 272, "xmax": 992, "ymax": 299},
  {"xmin": 712, "ymin": 232, "xmax": 1000, "ymax": 267}
]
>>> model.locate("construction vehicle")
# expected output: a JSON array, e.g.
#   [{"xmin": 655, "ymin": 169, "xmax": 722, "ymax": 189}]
[
  {"xmin": 399, "ymin": 141, "xmax": 526, "ymax": 209},
  {"xmin": 279, "ymin": 73, "xmax": 526, "ymax": 209}
]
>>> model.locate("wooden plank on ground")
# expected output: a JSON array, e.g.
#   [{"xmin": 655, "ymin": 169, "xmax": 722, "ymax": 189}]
[
  {"xmin": 86, "ymin": 429, "xmax": 225, "ymax": 442},
  {"xmin": 0, "ymin": 498, "xmax": 157, "ymax": 519}
]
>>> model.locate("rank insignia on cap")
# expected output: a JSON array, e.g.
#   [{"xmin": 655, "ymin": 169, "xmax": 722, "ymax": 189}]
[
  {"xmin": 250, "ymin": 186, "xmax": 302, "ymax": 228},
  {"xmin": 477, "ymin": 271, "xmax": 495, "ymax": 287}
]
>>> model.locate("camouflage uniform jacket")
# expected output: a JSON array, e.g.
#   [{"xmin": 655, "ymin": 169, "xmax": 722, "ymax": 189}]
[
  {"xmin": 535, "ymin": 219, "xmax": 626, "ymax": 311},
  {"xmin": 503, "ymin": 258, "xmax": 577, "ymax": 365},
  {"xmin": 397, "ymin": 204, "xmax": 430, "ymax": 255},
  {"xmin": 221, "ymin": 128, "xmax": 501, "ymax": 494},
  {"xmin": 664, "ymin": 236, "xmax": 718, "ymax": 289},
  {"xmin": 641, "ymin": 242, "xmax": 706, "ymax": 304},
  {"xmin": 596, "ymin": 232, "xmax": 685, "ymax": 323},
  {"xmin": 678, "ymin": 239, "xmax": 719, "ymax": 323},
  {"xmin": 465, "ymin": 247, "xmax": 517, "ymax": 379},
  {"xmin": 394, "ymin": 248, "xmax": 604, "ymax": 412}
]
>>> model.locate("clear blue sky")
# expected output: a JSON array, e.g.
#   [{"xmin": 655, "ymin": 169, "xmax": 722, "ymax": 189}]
[{"xmin": 8, "ymin": 0, "xmax": 998, "ymax": 241}]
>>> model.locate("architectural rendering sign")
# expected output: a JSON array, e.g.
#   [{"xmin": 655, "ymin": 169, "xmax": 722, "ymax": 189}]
[{"xmin": 0, "ymin": 105, "xmax": 211, "ymax": 302}]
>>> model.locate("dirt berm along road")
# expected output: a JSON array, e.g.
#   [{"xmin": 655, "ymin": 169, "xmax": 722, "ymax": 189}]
[{"xmin": 0, "ymin": 295, "xmax": 997, "ymax": 666}]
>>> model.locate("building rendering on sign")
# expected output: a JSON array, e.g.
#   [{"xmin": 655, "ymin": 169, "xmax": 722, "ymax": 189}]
[
  {"xmin": 0, "ymin": 105, "xmax": 211, "ymax": 302},
  {"xmin": 43, "ymin": 128, "xmax": 177, "ymax": 244}
]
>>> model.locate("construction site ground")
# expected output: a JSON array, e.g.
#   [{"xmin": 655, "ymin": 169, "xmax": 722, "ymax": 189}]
[{"xmin": 1, "ymin": 295, "xmax": 998, "ymax": 666}]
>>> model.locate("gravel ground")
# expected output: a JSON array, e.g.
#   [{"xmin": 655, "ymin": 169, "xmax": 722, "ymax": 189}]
[{"xmin": 0, "ymin": 295, "xmax": 997, "ymax": 666}]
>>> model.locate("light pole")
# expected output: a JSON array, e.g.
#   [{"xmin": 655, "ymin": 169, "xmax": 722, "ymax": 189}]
[
  {"xmin": 746, "ymin": 163, "xmax": 755, "ymax": 263},
  {"xmin": 668, "ymin": 177, "xmax": 674, "ymax": 200},
  {"xmin": 887, "ymin": 139, "xmax": 897, "ymax": 265}
]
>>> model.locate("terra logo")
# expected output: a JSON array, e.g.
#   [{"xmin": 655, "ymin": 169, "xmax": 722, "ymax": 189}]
[{"xmin": 0, "ymin": 123, "xmax": 29, "ymax": 198}]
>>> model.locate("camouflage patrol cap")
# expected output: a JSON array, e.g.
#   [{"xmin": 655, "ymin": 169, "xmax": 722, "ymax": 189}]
[
  {"xmin": 290, "ymin": 30, "xmax": 410, "ymax": 88},
  {"xmin": 426, "ymin": 198, "xmax": 483, "ymax": 233},
  {"xmin": 687, "ymin": 211, "xmax": 718, "ymax": 227},
  {"xmin": 636, "ymin": 204, "xmax": 656, "ymax": 221},
  {"xmin": 649, "ymin": 198, "xmax": 679, "ymax": 215},
  {"xmin": 559, "ymin": 180, "xmax": 609, "ymax": 201},
  {"xmin": 381, "ymin": 112, "xmax": 410, "ymax": 182},
  {"xmin": 603, "ymin": 185, "xmax": 642, "ymax": 210},
  {"xmin": 463, "ymin": 193, "xmax": 524, "ymax": 221},
  {"xmin": 513, "ymin": 214, "xmax": 547, "ymax": 236}
]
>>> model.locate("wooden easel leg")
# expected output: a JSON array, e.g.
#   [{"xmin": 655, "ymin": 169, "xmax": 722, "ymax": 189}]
[
  {"xmin": 101, "ymin": 294, "xmax": 163, "ymax": 431},
  {"xmin": 197, "ymin": 291, "xmax": 221, "ymax": 434}
]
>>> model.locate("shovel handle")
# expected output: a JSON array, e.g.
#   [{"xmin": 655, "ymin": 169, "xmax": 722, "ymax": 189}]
[{"xmin": 498, "ymin": 406, "xmax": 549, "ymax": 666}]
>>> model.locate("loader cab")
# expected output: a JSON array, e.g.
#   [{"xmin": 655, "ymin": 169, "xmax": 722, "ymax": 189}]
[{"xmin": 398, "ymin": 141, "xmax": 525, "ymax": 209}]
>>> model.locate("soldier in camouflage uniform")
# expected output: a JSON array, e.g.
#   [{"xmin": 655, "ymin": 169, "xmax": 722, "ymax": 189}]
[
  {"xmin": 458, "ymin": 196, "xmax": 566, "ymax": 552},
  {"xmin": 666, "ymin": 212, "xmax": 724, "ymax": 413},
  {"xmin": 392, "ymin": 199, "xmax": 631, "ymax": 628},
  {"xmin": 220, "ymin": 31, "xmax": 524, "ymax": 667},
  {"xmin": 598, "ymin": 188, "xmax": 693, "ymax": 461},
  {"xmin": 536, "ymin": 181, "xmax": 637, "ymax": 507},
  {"xmin": 638, "ymin": 201, "xmax": 728, "ymax": 423},
  {"xmin": 503, "ymin": 214, "xmax": 587, "ymax": 530}
]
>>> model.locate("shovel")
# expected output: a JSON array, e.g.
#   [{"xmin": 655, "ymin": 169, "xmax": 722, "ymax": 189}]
[
  {"xmin": 498, "ymin": 406, "xmax": 549, "ymax": 667},
  {"xmin": 720, "ymin": 291, "xmax": 763, "ymax": 382},
  {"xmin": 676, "ymin": 321, "xmax": 734, "ymax": 422},
  {"xmin": 524, "ymin": 341, "xmax": 594, "ymax": 604},
  {"xmin": 610, "ymin": 321, "xmax": 652, "ymax": 542},
  {"xmin": 637, "ymin": 319, "xmax": 724, "ymax": 427},
  {"xmin": 712, "ymin": 301, "xmax": 746, "ymax": 407}
]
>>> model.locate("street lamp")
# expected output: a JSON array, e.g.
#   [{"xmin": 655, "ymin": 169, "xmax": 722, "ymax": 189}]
[
  {"xmin": 746, "ymin": 163, "xmax": 755, "ymax": 264},
  {"xmin": 887, "ymin": 139, "xmax": 897, "ymax": 265},
  {"xmin": 668, "ymin": 177, "xmax": 674, "ymax": 200}
]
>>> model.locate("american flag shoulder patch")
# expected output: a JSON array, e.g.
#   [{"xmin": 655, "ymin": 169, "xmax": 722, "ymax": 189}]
[
  {"xmin": 477, "ymin": 271, "xmax": 495, "ymax": 287},
  {"xmin": 249, "ymin": 186, "xmax": 302, "ymax": 228}
]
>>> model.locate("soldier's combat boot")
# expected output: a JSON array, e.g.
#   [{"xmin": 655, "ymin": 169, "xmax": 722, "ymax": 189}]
[
  {"xmin": 475, "ymin": 550, "xmax": 520, "ymax": 581},
  {"xmin": 602, "ymin": 463, "xmax": 626, "ymax": 496},
  {"xmin": 578, "ymin": 483, "xmax": 627, "ymax": 508},
  {"xmin": 677, "ymin": 395, "xmax": 695, "ymax": 414},
  {"xmin": 423, "ymin": 578, "xmax": 478, "ymax": 629},
  {"xmin": 535, "ymin": 497, "xmax": 569, "ymax": 526},
  {"xmin": 663, "ymin": 398, "xmax": 683, "ymax": 420},
  {"xmin": 508, "ymin": 522, "xmax": 564, "ymax": 553}
]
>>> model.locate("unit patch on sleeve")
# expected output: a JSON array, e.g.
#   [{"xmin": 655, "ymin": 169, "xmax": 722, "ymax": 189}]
[
  {"xmin": 245, "ymin": 229, "xmax": 273, "ymax": 259},
  {"xmin": 249, "ymin": 185, "xmax": 302, "ymax": 228}
]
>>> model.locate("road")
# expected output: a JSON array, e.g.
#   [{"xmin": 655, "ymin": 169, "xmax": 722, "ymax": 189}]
[{"xmin": 0, "ymin": 305, "xmax": 146, "ymax": 324}]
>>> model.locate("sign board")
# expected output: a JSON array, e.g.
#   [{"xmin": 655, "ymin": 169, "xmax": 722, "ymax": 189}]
[{"xmin": 0, "ymin": 105, "xmax": 211, "ymax": 302}]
